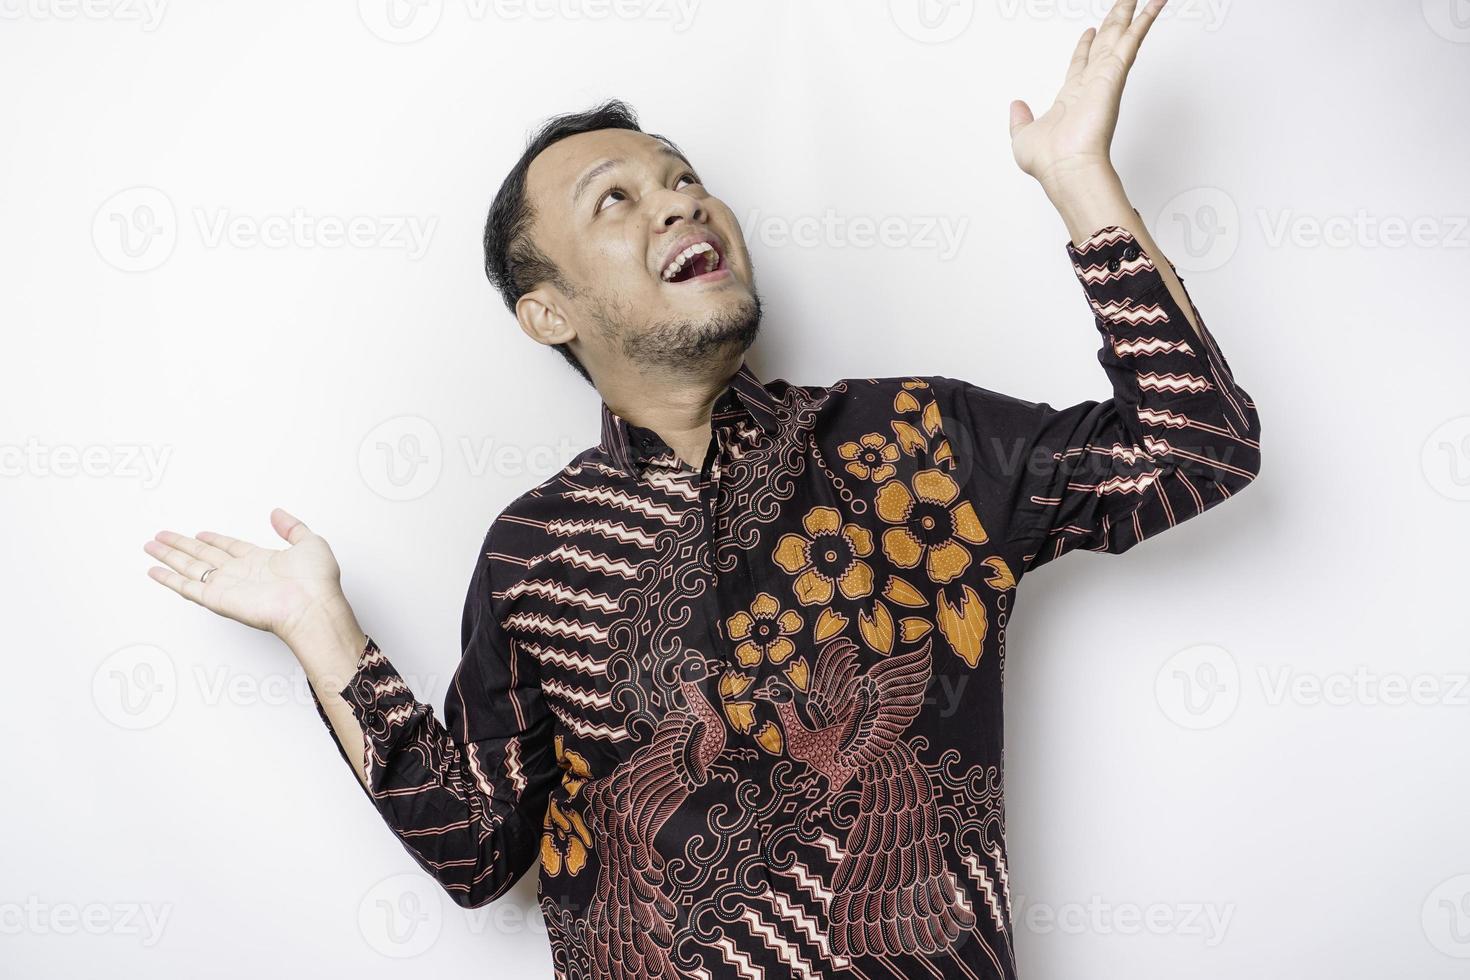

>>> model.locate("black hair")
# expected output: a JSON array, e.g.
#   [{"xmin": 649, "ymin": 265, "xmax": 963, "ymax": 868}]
[{"xmin": 482, "ymin": 99, "xmax": 689, "ymax": 386}]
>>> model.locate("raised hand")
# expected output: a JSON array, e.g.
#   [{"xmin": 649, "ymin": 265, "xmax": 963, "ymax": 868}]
[
  {"xmin": 143, "ymin": 507, "xmax": 355, "ymax": 649},
  {"xmin": 1008, "ymin": 0, "xmax": 1165, "ymax": 191}
]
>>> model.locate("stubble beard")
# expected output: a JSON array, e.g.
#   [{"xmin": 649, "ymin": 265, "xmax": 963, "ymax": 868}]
[{"xmin": 594, "ymin": 290, "xmax": 764, "ymax": 373}]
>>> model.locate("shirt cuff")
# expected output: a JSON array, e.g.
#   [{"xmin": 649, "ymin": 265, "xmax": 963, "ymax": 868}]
[
  {"xmin": 307, "ymin": 634, "xmax": 417, "ymax": 766},
  {"xmin": 1067, "ymin": 223, "xmax": 1171, "ymax": 303}
]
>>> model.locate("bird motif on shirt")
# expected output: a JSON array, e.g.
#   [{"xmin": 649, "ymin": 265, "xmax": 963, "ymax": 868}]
[
  {"xmin": 754, "ymin": 635, "xmax": 976, "ymax": 958},
  {"xmin": 583, "ymin": 653, "xmax": 733, "ymax": 980}
]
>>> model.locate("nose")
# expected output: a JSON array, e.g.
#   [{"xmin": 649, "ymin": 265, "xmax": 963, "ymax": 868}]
[{"xmin": 654, "ymin": 194, "xmax": 705, "ymax": 232}]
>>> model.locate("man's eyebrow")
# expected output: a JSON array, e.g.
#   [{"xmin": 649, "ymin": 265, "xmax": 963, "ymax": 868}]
[{"xmin": 570, "ymin": 145, "xmax": 693, "ymax": 208}]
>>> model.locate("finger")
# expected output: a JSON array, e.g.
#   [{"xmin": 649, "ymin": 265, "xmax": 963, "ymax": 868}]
[
  {"xmin": 271, "ymin": 507, "xmax": 312, "ymax": 546},
  {"xmin": 1093, "ymin": 0, "xmax": 1138, "ymax": 52},
  {"xmin": 1114, "ymin": 0, "xmax": 1165, "ymax": 65},
  {"xmin": 143, "ymin": 539, "xmax": 215, "ymax": 582},
  {"xmin": 1066, "ymin": 27, "xmax": 1095, "ymax": 82},
  {"xmin": 154, "ymin": 528, "xmax": 231, "ymax": 566},
  {"xmin": 196, "ymin": 530, "xmax": 254, "ymax": 559},
  {"xmin": 1008, "ymin": 100, "xmax": 1034, "ymax": 138},
  {"xmin": 146, "ymin": 564, "xmax": 207, "ymax": 606}
]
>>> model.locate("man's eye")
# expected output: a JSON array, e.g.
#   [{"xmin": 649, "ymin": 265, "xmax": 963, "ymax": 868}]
[
  {"xmin": 596, "ymin": 174, "xmax": 701, "ymax": 214},
  {"xmin": 595, "ymin": 188, "xmax": 626, "ymax": 213}
]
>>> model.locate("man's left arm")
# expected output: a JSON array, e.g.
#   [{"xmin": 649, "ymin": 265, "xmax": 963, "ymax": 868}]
[{"xmin": 938, "ymin": 0, "xmax": 1261, "ymax": 574}]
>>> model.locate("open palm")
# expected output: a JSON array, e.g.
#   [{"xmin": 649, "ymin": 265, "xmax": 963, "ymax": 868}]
[
  {"xmin": 143, "ymin": 507, "xmax": 347, "ymax": 644},
  {"xmin": 1009, "ymin": 0, "xmax": 1164, "ymax": 187}
]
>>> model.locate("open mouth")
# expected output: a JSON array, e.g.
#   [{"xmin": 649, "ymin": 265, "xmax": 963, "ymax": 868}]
[{"xmin": 661, "ymin": 241, "xmax": 726, "ymax": 285}]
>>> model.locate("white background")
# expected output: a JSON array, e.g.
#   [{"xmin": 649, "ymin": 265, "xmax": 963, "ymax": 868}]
[{"xmin": 4, "ymin": 1, "xmax": 1468, "ymax": 977}]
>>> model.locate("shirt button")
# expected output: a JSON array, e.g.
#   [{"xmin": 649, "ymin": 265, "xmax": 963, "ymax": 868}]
[
  {"xmin": 1107, "ymin": 257, "xmax": 1122, "ymax": 272},
  {"xmin": 1123, "ymin": 245, "xmax": 1140, "ymax": 261}
]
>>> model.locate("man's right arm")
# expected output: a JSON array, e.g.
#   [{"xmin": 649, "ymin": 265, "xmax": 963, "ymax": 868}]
[
  {"xmin": 143, "ymin": 511, "xmax": 558, "ymax": 905},
  {"xmin": 298, "ymin": 531, "xmax": 561, "ymax": 908}
]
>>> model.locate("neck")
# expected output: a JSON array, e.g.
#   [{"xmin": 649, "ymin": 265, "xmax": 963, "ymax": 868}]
[{"xmin": 597, "ymin": 354, "xmax": 743, "ymax": 472}]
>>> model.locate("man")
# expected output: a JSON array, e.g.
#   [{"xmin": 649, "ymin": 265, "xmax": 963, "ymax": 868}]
[{"xmin": 143, "ymin": 1, "xmax": 1261, "ymax": 976}]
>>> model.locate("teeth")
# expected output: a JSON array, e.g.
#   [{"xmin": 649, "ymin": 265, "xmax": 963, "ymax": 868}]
[{"xmin": 662, "ymin": 241, "xmax": 719, "ymax": 281}]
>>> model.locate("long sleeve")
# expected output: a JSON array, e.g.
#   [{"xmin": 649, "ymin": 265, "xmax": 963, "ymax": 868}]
[
  {"xmin": 308, "ymin": 528, "xmax": 559, "ymax": 907},
  {"xmin": 935, "ymin": 221, "xmax": 1262, "ymax": 577}
]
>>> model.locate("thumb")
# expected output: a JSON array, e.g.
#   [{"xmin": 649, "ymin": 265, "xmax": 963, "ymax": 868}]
[
  {"xmin": 271, "ymin": 507, "xmax": 312, "ymax": 546},
  {"xmin": 1008, "ymin": 100, "xmax": 1034, "ymax": 139}
]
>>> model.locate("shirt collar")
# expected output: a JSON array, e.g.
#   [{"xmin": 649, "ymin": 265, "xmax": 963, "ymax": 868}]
[{"xmin": 598, "ymin": 360, "xmax": 782, "ymax": 478}]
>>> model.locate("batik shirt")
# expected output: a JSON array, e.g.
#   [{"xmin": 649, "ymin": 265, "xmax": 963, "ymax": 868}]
[{"xmin": 311, "ymin": 222, "xmax": 1262, "ymax": 979}]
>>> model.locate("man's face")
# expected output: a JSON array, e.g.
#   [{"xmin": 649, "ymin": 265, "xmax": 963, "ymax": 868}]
[{"xmin": 518, "ymin": 128, "xmax": 760, "ymax": 376}]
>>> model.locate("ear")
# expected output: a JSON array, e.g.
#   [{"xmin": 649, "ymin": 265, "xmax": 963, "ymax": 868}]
[{"xmin": 515, "ymin": 286, "xmax": 576, "ymax": 348}]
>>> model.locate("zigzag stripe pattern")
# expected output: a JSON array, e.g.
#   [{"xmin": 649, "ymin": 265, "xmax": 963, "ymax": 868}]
[
  {"xmin": 1089, "ymin": 296, "xmax": 1172, "ymax": 327},
  {"xmin": 517, "ymin": 641, "xmax": 608, "ymax": 676},
  {"xmin": 545, "ymin": 702, "xmax": 629, "ymax": 742},
  {"xmin": 712, "ymin": 933, "xmax": 765, "ymax": 980},
  {"xmin": 1074, "ymin": 250, "xmax": 1157, "ymax": 286},
  {"xmin": 785, "ymin": 861, "xmax": 837, "ymax": 910},
  {"xmin": 962, "ymin": 853, "xmax": 1007, "ymax": 932},
  {"xmin": 502, "ymin": 577, "xmax": 621, "ymax": 614},
  {"xmin": 1138, "ymin": 371, "xmax": 1212, "ymax": 395},
  {"xmin": 563, "ymin": 459, "xmax": 626, "ymax": 478},
  {"xmin": 814, "ymin": 831, "xmax": 845, "ymax": 864},
  {"xmin": 545, "ymin": 518, "xmax": 659, "ymax": 549},
  {"xmin": 1091, "ymin": 468, "xmax": 1167, "ymax": 496},
  {"xmin": 502, "ymin": 611, "xmax": 609, "ymax": 644},
  {"xmin": 988, "ymin": 841, "xmax": 1011, "ymax": 915},
  {"xmin": 1138, "ymin": 408, "xmax": 1256, "ymax": 449},
  {"xmin": 643, "ymin": 468, "xmax": 701, "ymax": 500},
  {"xmin": 1054, "ymin": 441, "xmax": 1158, "ymax": 467},
  {"xmin": 364, "ymin": 674, "xmax": 409, "ymax": 699},
  {"xmin": 1113, "ymin": 335, "xmax": 1194, "ymax": 357},
  {"xmin": 1068, "ymin": 225, "xmax": 1135, "ymax": 252},
  {"xmin": 1142, "ymin": 433, "xmax": 1176, "ymax": 456},
  {"xmin": 741, "ymin": 902, "xmax": 820, "ymax": 980},
  {"xmin": 1136, "ymin": 406, "xmax": 1193, "ymax": 429},
  {"xmin": 539, "ymin": 544, "xmax": 640, "ymax": 579},
  {"xmin": 500, "ymin": 736, "xmax": 524, "ymax": 798},
  {"xmin": 541, "ymin": 677, "xmax": 612, "ymax": 710},
  {"xmin": 946, "ymin": 870, "xmax": 975, "ymax": 919},
  {"xmin": 565, "ymin": 484, "xmax": 684, "ymax": 524},
  {"xmin": 769, "ymin": 886, "xmax": 850, "ymax": 970}
]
